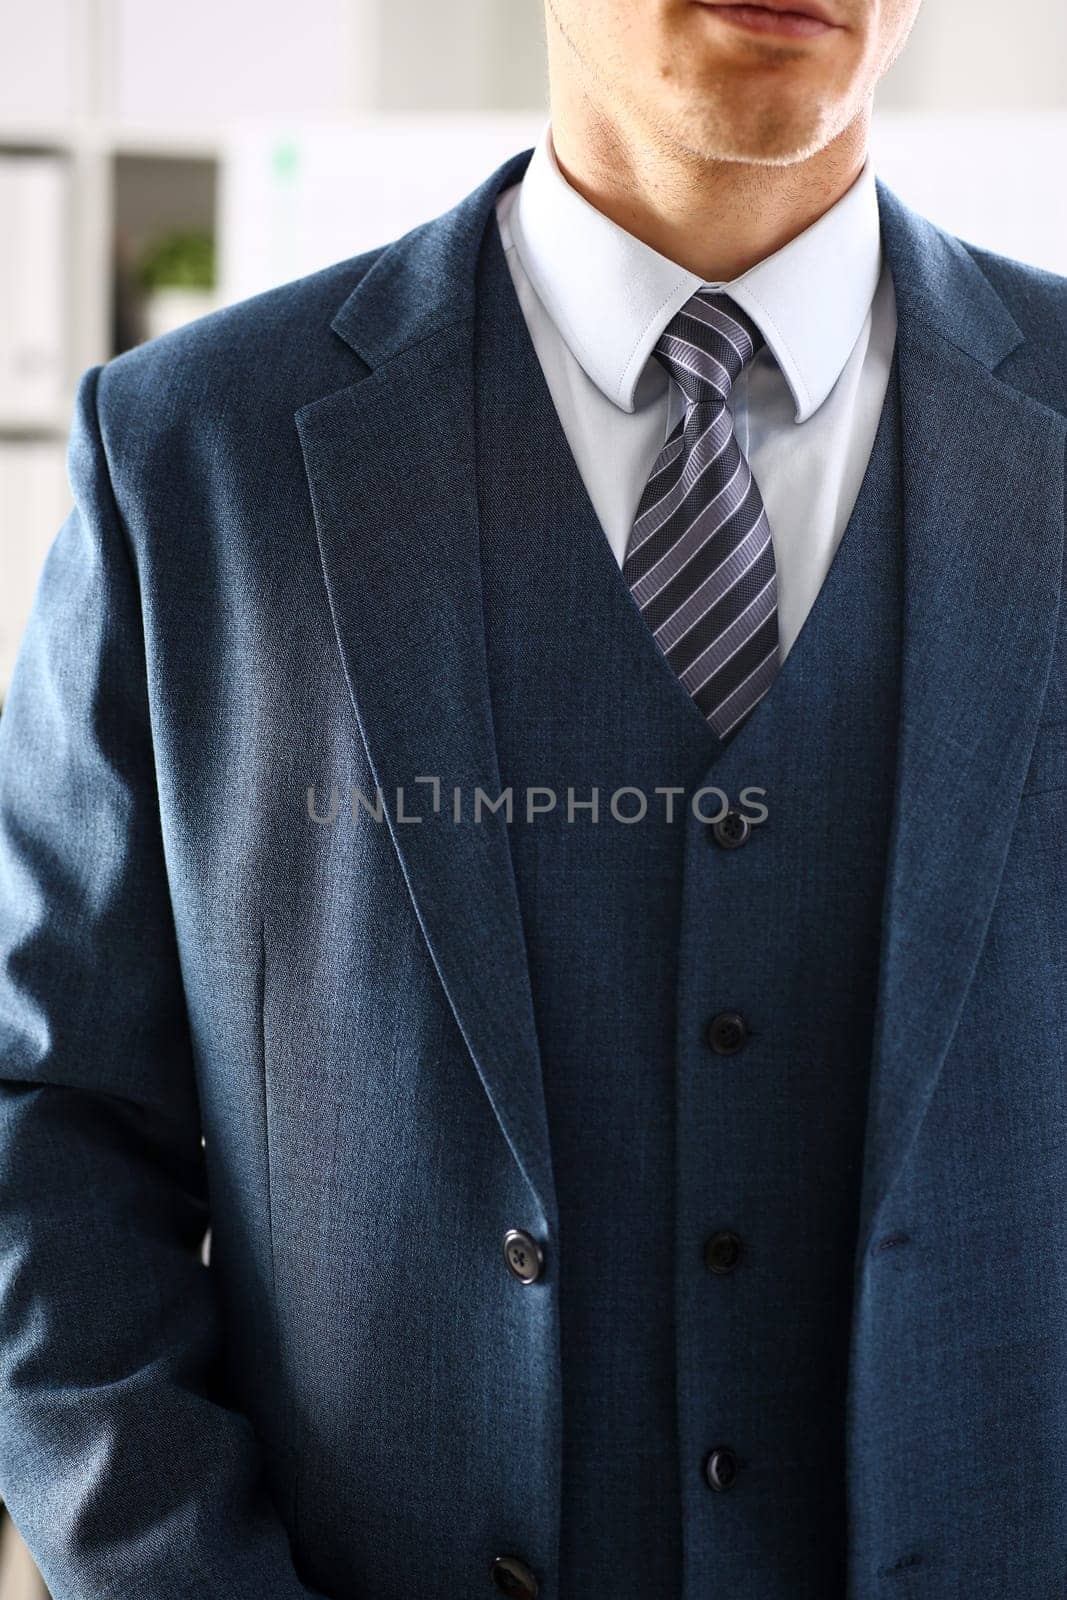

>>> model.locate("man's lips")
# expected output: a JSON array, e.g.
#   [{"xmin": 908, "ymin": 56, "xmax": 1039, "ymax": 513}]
[{"xmin": 697, "ymin": 1, "xmax": 841, "ymax": 38}]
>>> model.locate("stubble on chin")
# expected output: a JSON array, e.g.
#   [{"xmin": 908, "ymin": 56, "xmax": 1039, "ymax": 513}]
[{"xmin": 642, "ymin": 65, "xmax": 864, "ymax": 169}]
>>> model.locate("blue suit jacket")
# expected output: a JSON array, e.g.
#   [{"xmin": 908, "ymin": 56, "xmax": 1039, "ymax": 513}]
[{"xmin": 1, "ymin": 148, "xmax": 1067, "ymax": 1599}]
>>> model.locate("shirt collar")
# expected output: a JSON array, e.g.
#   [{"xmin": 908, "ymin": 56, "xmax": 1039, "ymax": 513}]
[{"xmin": 510, "ymin": 121, "xmax": 884, "ymax": 423}]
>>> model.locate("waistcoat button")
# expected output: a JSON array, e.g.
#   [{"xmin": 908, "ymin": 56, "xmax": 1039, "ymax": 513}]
[
  {"xmin": 705, "ymin": 1447, "xmax": 739, "ymax": 1492},
  {"xmin": 706, "ymin": 1012, "xmax": 748, "ymax": 1055},
  {"xmin": 711, "ymin": 809, "xmax": 751, "ymax": 849},
  {"xmin": 704, "ymin": 1230, "xmax": 744, "ymax": 1274},
  {"xmin": 503, "ymin": 1228, "xmax": 544, "ymax": 1283},
  {"xmin": 489, "ymin": 1554, "xmax": 539, "ymax": 1596}
]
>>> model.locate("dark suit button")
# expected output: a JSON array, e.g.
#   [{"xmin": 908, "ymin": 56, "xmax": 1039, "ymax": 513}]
[
  {"xmin": 503, "ymin": 1228, "xmax": 544, "ymax": 1284},
  {"xmin": 706, "ymin": 1012, "xmax": 747, "ymax": 1054},
  {"xmin": 705, "ymin": 1447, "xmax": 739, "ymax": 1491},
  {"xmin": 489, "ymin": 1554, "xmax": 539, "ymax": 1596},
  {"xmin": 711, "ymin": 809, "xmax": 750, "ymax": 849},
  {"xmin": 704, "ymin": 1231, "xmax": 744, "ymax": 1274}
]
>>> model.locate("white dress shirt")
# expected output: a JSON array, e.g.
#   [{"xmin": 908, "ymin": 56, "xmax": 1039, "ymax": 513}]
[{"xmin": 493, "ymin": 125, "xmax": 898, "ymax": 662}]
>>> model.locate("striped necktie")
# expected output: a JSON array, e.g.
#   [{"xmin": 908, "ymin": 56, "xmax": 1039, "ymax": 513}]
[{"xmin": 622, "ymin": 290, "xmax": 780, "ymax": 739}]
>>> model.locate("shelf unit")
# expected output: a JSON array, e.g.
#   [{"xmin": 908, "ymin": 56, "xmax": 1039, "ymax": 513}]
[
  {"xmin": 0, "ymin": 0, "xmax": 548, "ymax": 701},
  {"xmin": 0, "ymin": 124, "xmax": 222, "ymax": 439},
  {"xmin": 0, "ymin": 0, "xmax": 547, "ymax": 421}
]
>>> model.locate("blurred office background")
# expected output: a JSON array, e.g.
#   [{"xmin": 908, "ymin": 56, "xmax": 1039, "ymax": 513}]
[{"xmin": 0, "ymin": 0, "xmax": 1066, "ymax": 1593}]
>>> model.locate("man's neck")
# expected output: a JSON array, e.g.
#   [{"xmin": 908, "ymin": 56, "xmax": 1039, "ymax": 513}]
[{"xmin": 547, "ymin": 91, "xmax": 871, "ymax": 282}]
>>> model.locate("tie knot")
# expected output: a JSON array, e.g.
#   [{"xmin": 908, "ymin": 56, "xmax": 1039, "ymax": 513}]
[{"xmin": 654, "ymin": 290, "xmax": 764, "ymax": 407}]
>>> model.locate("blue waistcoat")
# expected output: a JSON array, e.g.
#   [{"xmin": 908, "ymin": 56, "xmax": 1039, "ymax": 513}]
[{"xmin": 475, "ymin": 216, "xmax": 904, "ymax": 1598}]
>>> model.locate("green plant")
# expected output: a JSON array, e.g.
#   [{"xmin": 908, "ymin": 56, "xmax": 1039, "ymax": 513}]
[{"xmin": 136, "ymin": 230, "xmax": 215, "ymax": 292}]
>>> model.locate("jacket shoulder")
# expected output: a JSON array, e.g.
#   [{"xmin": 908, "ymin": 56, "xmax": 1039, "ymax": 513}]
[
  {"xmin": 959, "ymin": 239, "xmax": 1067, "ymax": 413},
  {"xmin": 963, "ymin": 239, "xmax": 1067, "ymax": 333},
  {"xmin": 93, "ymin": 246, "xmax": 388, "ymax": 440}
]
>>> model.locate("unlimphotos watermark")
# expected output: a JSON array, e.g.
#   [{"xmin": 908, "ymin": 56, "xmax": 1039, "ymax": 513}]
[{"xmin": 306, "ymin": 780, "xmax": 768, "ymax": 827}]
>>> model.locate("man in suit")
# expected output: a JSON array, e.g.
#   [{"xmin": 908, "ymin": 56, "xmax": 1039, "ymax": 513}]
[{"xmin": 2, "ymin": 0, "xmax": 1066, "ymax": 1595}]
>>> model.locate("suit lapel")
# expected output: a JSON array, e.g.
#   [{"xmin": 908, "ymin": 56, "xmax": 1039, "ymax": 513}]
[
  {"xmin": 296, "ymin": 150, "xmax": 558, "ymax": 1228},
  {"xmin": 857, "ymin": 184, "xmax": 1066, "ymax": 1248}
]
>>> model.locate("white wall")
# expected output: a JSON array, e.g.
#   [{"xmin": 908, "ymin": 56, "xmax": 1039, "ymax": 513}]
[
  {"xmin": 881, "ymin": 0, "xmax": 1067, "ymax": 108},
  {"xmin": 0, "ymin": 0, "xmax": 82, "ymax": 126},
  {"xmin": 221, "ymin": 115, "xmax": 545, "ymax": 302},
  {"xmin": 108, "ymin": 0, "xmax": 366, "ymax": 124},
  {"xmin": 374, "ymin": 0, "xmax": 546, "ymax": 110},
  {"xmin": 220, "ymin": 108, "xmax": 1067, "ymax": 310},
  {"xmin": 871, "ymin": 111, "xmax": 1067, "ymax": 270}
]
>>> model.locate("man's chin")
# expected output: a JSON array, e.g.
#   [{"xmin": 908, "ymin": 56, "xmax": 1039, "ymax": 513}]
[{"xmin": 668, "ymin": 101, "xmax": 849, "ymax": 166}]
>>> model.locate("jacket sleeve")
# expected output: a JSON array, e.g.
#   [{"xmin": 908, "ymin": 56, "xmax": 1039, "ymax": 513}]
[{"xmin": 0, "ymin": 367, "xmax": 325, "ymax": 1600}]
